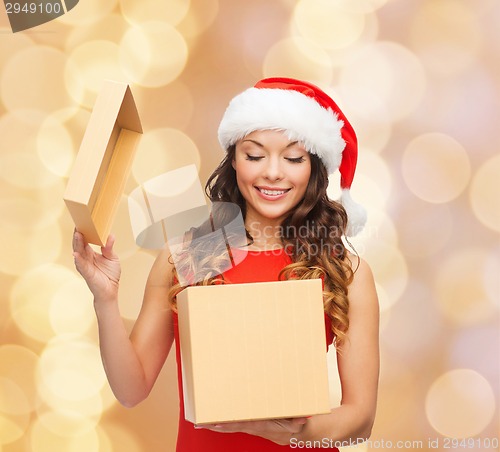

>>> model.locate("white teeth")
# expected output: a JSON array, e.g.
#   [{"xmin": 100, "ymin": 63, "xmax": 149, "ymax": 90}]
[{"xmin": 260, "ymin": 188, "xmax": 287, "ymax": 196}]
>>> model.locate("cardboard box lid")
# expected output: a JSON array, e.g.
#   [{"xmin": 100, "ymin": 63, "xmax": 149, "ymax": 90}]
[
  {"xmin": 63, "ymin": 80, "xmax": 142, "ymax": 245},
  {"xmin": 177, "ymin": 279, "xmax": 331, "ymax": 424}
]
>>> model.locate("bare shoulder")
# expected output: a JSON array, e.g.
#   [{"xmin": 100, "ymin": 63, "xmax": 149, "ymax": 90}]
[
  {"xmin": 345, "ymin": 251, "xmax": 378, "ymax": 307},
  {"xmin": 146, "ymin": 245, "xmax": 175, "ymax": 288}
]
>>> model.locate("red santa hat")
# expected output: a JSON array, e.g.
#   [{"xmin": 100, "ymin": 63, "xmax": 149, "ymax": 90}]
[{"xmin": 218, "ymin": 77, "xmax": 367, "ymax": 236}]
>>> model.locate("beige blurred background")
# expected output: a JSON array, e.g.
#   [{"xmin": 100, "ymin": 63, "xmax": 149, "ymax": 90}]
[{"xmin": 0, "ymin": 0, "xmax": 499, "ymax": 451}]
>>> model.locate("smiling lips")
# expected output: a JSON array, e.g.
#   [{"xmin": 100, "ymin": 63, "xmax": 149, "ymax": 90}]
[{"xmin": 255, "ymin": 186, "xmax": 291, "ymax": 200}]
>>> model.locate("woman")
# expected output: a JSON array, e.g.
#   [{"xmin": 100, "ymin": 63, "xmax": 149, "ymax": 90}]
[{"xmin": 73, "ymin": 77, "xmax": 380, "ymax": 450}]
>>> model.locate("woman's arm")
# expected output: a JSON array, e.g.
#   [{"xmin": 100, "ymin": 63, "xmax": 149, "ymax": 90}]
[
  {"xmin": 203, "ymin": 257, "xmax": 380, "ymax": 446},
  {"xmin": 293, "ymin": 256, "xmax": 380, "ymax": 444},
  {"xmin": 73, "ymin": 231, "xmax": 175, "ymax": 408}
]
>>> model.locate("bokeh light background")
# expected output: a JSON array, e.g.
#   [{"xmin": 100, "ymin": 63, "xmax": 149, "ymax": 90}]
[{"xmin": 0, "ymin": 0, "xmax": 499, "ymax": 450}]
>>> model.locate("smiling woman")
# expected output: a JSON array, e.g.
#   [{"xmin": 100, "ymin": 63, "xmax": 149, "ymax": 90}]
[
  {"xmin": 233, "ymin": 130, "xmax": 312, "ymax": 235},
  {"xmin": 72, "ymin": 77, "xmax": 379, "ymax": 451}
]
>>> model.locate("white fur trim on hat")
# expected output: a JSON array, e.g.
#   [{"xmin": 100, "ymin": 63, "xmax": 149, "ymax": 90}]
[{"xmin": 218, "ymin": 87, "xmax": 346, "ymax": 174}]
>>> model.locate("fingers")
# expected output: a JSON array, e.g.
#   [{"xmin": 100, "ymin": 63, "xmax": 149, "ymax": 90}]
[
  {"xmin": 101, "ymin": 234, "xmax": 117, "ymax": 260},
  {"xmin": 290, "ymin": 417, "xmax": 308, "ymax": 425},
  {"xmin": 287, "ymin": 418, "xmax": 307, "ymax": 433},
  {"xmin": 72, "ymin": 229, "xmax": 87, "ymax": 255}
]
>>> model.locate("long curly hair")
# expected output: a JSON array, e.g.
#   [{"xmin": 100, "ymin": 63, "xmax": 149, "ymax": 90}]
[{"xmin": 168, "ymin": 145, "xmax": 354, "ymax": 347}]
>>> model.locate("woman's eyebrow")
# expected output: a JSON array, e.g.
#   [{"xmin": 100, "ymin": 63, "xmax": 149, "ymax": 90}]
[
  {"xmin": 241, "ymin": 139, "xmax": 300, "ymax": 149},
  {"xmin": 241, "ymin": 139, "xmax": 263, "ymax": 147}
]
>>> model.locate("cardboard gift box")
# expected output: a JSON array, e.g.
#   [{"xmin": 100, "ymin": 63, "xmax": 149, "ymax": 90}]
[
  {"xmin": 177, "ymin": 278, "xmax": 331, "ymax": 424},
  {"xmin": 64, "ymin": 80, "xmax": 142, "ymax": 246}
]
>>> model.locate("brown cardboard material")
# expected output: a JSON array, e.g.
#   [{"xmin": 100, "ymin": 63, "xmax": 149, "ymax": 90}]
[
  {"xmin": 177, "ymin": 278, "xmax": 331, "ymax": 424},
  {"xmin": 64, "ymin": 80, "xmax": 142, "ymax": 246}
]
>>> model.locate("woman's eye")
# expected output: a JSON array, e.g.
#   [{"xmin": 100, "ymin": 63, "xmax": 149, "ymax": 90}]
[
  {"xmin": 286, "ymin": 157, "xmax": 305, "ymax": 163},
  {"xmin": 245, "ymin": 155, "xmax": 264, "ymax": 161}
]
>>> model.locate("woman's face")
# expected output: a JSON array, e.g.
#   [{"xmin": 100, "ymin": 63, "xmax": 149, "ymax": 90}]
[{"xmin": 232, "ymin": 129, "xmax": 311, "ymax": 226}]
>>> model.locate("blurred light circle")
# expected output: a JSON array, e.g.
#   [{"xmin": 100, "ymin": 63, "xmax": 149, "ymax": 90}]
[
  {"xmin": 0, "ymin": 377, "xmax": 30, "ymax": 416},
  {"xmin": 0, "ymin": 111, "xmax": 62, "ymax": 190},
  {"xmin": 0, "ymin": 415, "xmax": 25, "ymax": 446},
  {"xmin": 95, "ymin": 425, "xmax": 113, "ymax": 452},
  {"xmin": 36, "ymin": 116, "xmax": 74, "ymax": 178},
  {"xmin": 99, "ymin": 383, "xmax": 119, "ymax": 413},
  {"xmin": 0, "ymin": 32, "xmax": 33, "ymax": 66},
  {"xmin": 132, "ymin": 128, "xmax": 201, "ymax": 184},
  {"xmin": 0, "ymin": 210, "xmax": 62, "ymax": 278},
  {"xmin": 362, "ymin": 241, "xmax": 408, "ymax": 307},
  {"xmin": 1, "ymin": 46, "xmax": 79, "ymax": 113},
  {"xmin": 0, "ymin": 196, "xmax": 61, "ymax": 233},
  {"xmin": 30, "ymin": 415, "xmax": 99, "ymax": 452},
  {"xmin": 376, "ymin": 286, "xmax": 391, "ymax": 332},
  {"xmin": 326, "ymin": 12, "xmax": 379, "ymax": 69},
  {"xmin": 426, "ymin": 369, "xmax": 495, "ymax": 438},
  {"xmin": 119, "ymin": 251, "xmax": 156, "ymax": 320},
  {"xmin": 65, "ymin": 40, "xmax": 126, "ymax": 109},
  {"xmin": 355, "ymin": 150, "xmax": 392, "ymax": 208},
  {"xmin": 435, "ymin": 248, "xmax": 497, "ymax": 326},
  {"xmin": 177, "ymin": 0, "xmax": 219, "ymax": 39},
  {"xmin": 344, "ymin": 206, "xmax": 398, "ymax": 260},
  {"xmin": 133, "ymin": 81, "xmax": 194, "ymax": 131},
  {"xmin": 483, "ymin": 246, "xmax": 500, "ymax": 309},
  {"xmin": 294, "ymin": 0, "xmax": 366, "ymax": 50},
  {"xmin": 410, "ymin": 1, "xmax": 482, "ymax": 77},
  {"xmin": 67, "ymin": 40, "xmax": 123, "ymax": 92},
  {"xmin": 382, "ymin": 281, "xmax": 443, "ymax": 362},
  {"xmin": 339, "ymin": 41, "xmax": 426, "ymax": 121},
  {"xmin": 330, "ymin": 0, "xmax": 388, "ymax": 13},
  {"xmin": 449, "ymin": 327, "xmax": 500, "ymax": 394},
  {"xmin": 65, "ymin": 14, "xmax": 129, "ymax": 51},
  {"xmin": 56, "ymin": 0, "xmax": 118, "ymax": 26},
  {"xmin": 0, "ymin": 346, "xmax": 39, "ymax": 412},
  {"xmin": 98, "ymin": 423, "xmax": 143, "ymax": 452},
  {"xmin": 120, "ymin": 0, "xmax": 190, "ymax": 26},
  {"xmin": 409, "ymin": 68, "xmax": 498, "ymax": 159},
  {"xmin": 469, "ymin": 154, "xmax": 500, "ymax": 233},
  {"xmin": 10, "ymin": 264, "xmax": 75, "ymax": 342},
  {"xmin": 0, "ymin": 378, "xmax": 30, "ymax": 444},
  {"xmin": 120, "ymin": 22, "xmax": 188, "ymax": 88},
  {"xmin": 49, "ymin": 279, "xmax": 94, "ymax": 336},
  {"xmin": 38, "ymin": 337, "xmax": 106, "ymax": 402},
  {"xmin": 397, "ymin": 200, "xmax": 453, "ymax": 258},
  {"xmin": 0, "ymin": 151, "xmax": 60, "ymax": 190},
  {"xmin": 263, "ymin": 37, "xmax": 333, "ymax": 84},
  {"xmin": 36, "ymin": 382, "xmax": 104, "ymax": 420},
  {"xmin": 37, "ymin": 410, "xmax": 97, "ymax": 438},
  {"xmin": 376, "ymin": 282, "xmax": 392, "ymax": 314},
  {"xmin": 376, "ymin": 358, "xmax": 420, "ymax": 439},
  {"xmin": 351, "ymin": 114, "xmax": 392, "ymax": 154},
  {"xmin": 402, "ymin": 133, "xmax": 471, "ymax": 203}
]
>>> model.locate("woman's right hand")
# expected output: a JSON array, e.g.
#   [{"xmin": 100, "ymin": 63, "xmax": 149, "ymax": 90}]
[{"xmin": 72, "ymin": 230, "xmax": 121, "ymax": 301}]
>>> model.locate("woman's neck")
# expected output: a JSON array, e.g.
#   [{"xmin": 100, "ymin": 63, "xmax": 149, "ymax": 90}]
[{"xmin": 245, "ymin": 213, "xmax": 284, "ymax": 250}]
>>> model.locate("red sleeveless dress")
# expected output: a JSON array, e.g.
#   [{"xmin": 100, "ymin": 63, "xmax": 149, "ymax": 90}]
[{"xmin": 172, "ymin": 248, "xmax": 337, "ymax": 451}]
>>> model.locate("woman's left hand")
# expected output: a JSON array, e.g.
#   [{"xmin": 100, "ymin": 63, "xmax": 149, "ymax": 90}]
[{"xmin": 197, "ymin": 417, "xmax": 308, "ymax": 445}]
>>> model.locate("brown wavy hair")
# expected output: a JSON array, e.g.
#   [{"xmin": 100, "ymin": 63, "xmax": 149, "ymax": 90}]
[{"xmin": 168, "ymin": 145, "xmax": 355, "ymax": 347}]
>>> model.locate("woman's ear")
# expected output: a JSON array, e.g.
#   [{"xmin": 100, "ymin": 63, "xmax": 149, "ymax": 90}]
[{"xmin": 231, "ymin": 158, "xmax": 236, "ymax": 170}]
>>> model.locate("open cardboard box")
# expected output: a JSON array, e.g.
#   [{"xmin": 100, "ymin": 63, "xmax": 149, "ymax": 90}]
[
  {"xmin": 177, "ymin": 278, "xmax": 331, "ymax": 424},
  {"xmin": 64, "ymin": 80, "xmax": 142, "ymax": 246}
]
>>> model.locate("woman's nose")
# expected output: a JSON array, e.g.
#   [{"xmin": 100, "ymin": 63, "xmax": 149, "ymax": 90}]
[{"xmin": 263, "ymin": 157, "xmax": 283, "ymax": 181}]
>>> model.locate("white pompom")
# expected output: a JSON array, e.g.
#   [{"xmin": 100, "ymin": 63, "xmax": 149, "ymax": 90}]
[{"xmin": 340, "ymin": 189, "xmax": 367, "ymax": 237}]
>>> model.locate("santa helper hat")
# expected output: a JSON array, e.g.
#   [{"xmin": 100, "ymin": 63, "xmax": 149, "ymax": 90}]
[{"xmin": 218, "ymin": 77, "xmax": 367, "ymax": 236}]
